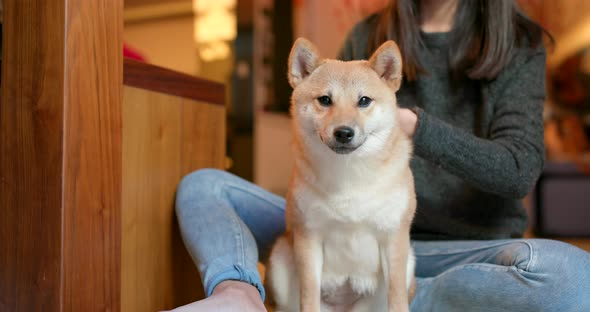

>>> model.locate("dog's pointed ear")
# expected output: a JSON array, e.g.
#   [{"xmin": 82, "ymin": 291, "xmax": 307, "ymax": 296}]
[
  {"xmin": 369, "ymin": 40, "xmax": 403, "ymax": 91},
  {"xmin": 288, "ymin": 38, "xmax": 321, "ymax": 88}
]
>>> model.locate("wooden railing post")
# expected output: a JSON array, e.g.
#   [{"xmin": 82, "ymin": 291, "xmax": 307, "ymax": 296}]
[{"xmin": 0, "ymin": 0, "xmax": 123, "ymax": 311}]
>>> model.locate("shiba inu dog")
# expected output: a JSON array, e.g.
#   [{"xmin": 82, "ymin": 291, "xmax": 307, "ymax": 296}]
[{"xmin": 266, "ymin": 38, "xmax": 416, "ymax": 312}]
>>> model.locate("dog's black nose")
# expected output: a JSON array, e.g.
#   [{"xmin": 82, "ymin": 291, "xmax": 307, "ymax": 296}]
[{"xmin": 334, "ymin": 126, "xmax": 355, "ymax": 143}]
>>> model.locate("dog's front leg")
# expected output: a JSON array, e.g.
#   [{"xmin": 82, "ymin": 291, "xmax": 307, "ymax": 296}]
[
  {"xmin": 293, "ymin": 229, "xmax": 323, "ymax": 312},
  {"xmin": 384, "ymin": 229, "xmax": 411, "ymax": 312}
]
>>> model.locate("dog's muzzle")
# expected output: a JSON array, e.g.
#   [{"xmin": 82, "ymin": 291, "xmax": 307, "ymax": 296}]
[{"xmin": 325, "ymin": 126, "xmax": 363, "ymax": 154}]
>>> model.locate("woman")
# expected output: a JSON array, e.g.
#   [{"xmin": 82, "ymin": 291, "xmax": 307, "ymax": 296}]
[{"xmin": 171, "ymin": 0, "xmax": 590, "ymax": 311}]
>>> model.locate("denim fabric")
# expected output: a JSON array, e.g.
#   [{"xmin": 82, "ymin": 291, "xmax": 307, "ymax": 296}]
[
  {"xmin": 410, "ymin": 239, "xmax": 590, "ymax": 311},
  {"xmin": 176, "ymin": 169, "xmax": 590, "ymax": 311}
]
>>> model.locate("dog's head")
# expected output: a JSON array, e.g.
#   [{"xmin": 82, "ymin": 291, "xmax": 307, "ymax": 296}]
[{"xmin": 288, "ymin": 38, "xmax": 403, "ymax": 156}]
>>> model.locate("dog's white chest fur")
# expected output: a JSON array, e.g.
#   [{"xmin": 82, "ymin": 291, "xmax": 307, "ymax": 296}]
[
  {"xmin": 296, "ymin": 176, "xmax": 411, "ymax": 294},
  {"xmin": 295, "ymin": 178, "xmax": 411, "ymax": 232},
  {"xmin": 321, "ymin": 227, "xmax": 381, "ymax": 295}
]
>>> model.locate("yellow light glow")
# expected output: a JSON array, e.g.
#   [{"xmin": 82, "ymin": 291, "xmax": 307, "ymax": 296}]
[
  {"xmin": 193, "ymin": 0, "xmax": 236, "ymax": 61},
  {"xmin": 199, "ymin": 41, "xmax": 232, "ymax": 62},
  {"xmin": 195, "ymin": 7, "xmax": 237, "ymax": 43},
  {"xmin": 193, "ymin": 0, "xmax": 236, "ymax": 13}
]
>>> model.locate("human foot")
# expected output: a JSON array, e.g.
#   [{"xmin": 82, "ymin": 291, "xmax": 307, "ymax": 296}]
[{"xmin": 163, "ymin": 281, "xmax": 266, "ymax": 312}]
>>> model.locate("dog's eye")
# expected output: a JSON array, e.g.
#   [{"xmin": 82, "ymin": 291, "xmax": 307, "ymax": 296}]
[
  {"xmin": 317, "ymin": 96, "xmax": 332, "ymax": 106},
  {"xmin": 358, "ymin": 96, "xmax": 373, "ymax": 108}
]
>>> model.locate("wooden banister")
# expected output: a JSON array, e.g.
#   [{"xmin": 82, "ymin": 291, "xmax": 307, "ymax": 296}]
[
  {"xmin": 1, "ymin": 0, "xmax": 123, "ymax": 311},
  {"xmin": 1, "ymin": 2, "xmax": 226, "ymax": 311},
  {"xmin": 123, "ymin": 58, "xmax": 225, "ymax": 105}
]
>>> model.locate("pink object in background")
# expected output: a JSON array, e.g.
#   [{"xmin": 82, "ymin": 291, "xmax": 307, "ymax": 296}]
[{"xmin": 123, "ymin": 43, "xmax": 146, "ymax": 61}]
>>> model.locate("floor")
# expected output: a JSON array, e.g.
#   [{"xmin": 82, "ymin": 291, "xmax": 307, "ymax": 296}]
[
  {"xmin": 554, "ymin": 237, "xmax": 590, "ymax": 252},
  {"xmin": 524, "ymin": 228, "xmax": 590, "ymax": 252}
]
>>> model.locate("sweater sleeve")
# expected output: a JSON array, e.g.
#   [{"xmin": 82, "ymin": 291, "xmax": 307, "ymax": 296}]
[{"xmin": 412, "ymin": 47, "xmax": 547, "ymax": 199}]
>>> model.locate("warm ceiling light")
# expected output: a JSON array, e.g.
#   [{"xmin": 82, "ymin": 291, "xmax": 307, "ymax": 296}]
[
  {"xmin": 193, "ymin": 0, "xmax": 236, "ymax": 61},
  {"xmin": 193, "ymin": 0, "xmax": 236, "ymax": 13}
]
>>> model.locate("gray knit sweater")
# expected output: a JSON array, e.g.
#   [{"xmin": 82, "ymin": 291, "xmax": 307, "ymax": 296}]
[{"xmin": 339, "ymin": 17, "xmax": 546, "ymax": 240}]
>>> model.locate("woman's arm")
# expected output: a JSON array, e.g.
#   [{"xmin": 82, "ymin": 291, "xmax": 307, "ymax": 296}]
[{"xmin": 409, "ymin": 48, "xmax": 547, "ymax": 199}]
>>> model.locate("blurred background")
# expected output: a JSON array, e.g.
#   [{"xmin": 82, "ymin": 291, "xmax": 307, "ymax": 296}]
[
  {"xmin": 122, "ymin": 0, "xmax": 392, "ymax": 194},
  {"xmin": 120, "ymin": 0, "xmax": 589, "ymax": 236}
]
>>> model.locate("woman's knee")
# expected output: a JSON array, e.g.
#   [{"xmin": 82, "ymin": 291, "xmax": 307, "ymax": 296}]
[
  {"xmin": 526, "ymin": 239, "xmax": 590, "ymax": 309},
  {"xmin": 527, "ymin": 239, "xmax": 590, "ymax": 272},
  {"xmin": 176, "ymin": 168, "xmax": 229, "ymax": 214},
  {"xmin": 178, "ymin": 168, "xmax": 227, "ymax": 193},
  {"xmin": 501, "ymin": 239, "xmax": 588, "ymax": 273},
  {"xmin": 486, "ymin": 239, "xmax": 590, "ymax": 310}
]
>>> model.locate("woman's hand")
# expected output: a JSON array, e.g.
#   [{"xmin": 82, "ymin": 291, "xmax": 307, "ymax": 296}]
[{"xmin": 399, "ymin": 108, "xmax": 418, "ymax": 138}]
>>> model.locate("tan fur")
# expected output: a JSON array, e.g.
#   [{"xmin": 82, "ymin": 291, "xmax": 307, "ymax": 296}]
[{"xmin": 266, "ymin": 38, "xmax": 416, "ymax": 312}]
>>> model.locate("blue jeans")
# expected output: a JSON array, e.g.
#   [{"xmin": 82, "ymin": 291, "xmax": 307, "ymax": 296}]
[{"xmin": 175, "ymin": 169, "xmax": 590, "ymax": 311}]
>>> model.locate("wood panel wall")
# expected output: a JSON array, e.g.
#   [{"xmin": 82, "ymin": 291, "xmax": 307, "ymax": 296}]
[
  {"xmin": 121, "ymin": 87, "xmax": 225, "ymax": 311},
  {"xmin": 0, "ymin": 0, "xmax": 123, "ymax": 311},
  {"xmin": 120, "ymin": 59, "xmax": 226, "ymax": 312}
]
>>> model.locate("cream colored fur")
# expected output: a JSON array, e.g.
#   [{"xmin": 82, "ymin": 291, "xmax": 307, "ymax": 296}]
[{"xmin": 266, "ymin": 38, "xmax": 416, "ymax": 312}]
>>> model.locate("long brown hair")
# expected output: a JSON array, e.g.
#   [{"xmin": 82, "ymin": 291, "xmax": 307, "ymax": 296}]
[{"xmin": 369, "ymin": 0, "xmax": 549, "ymax": 81}]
